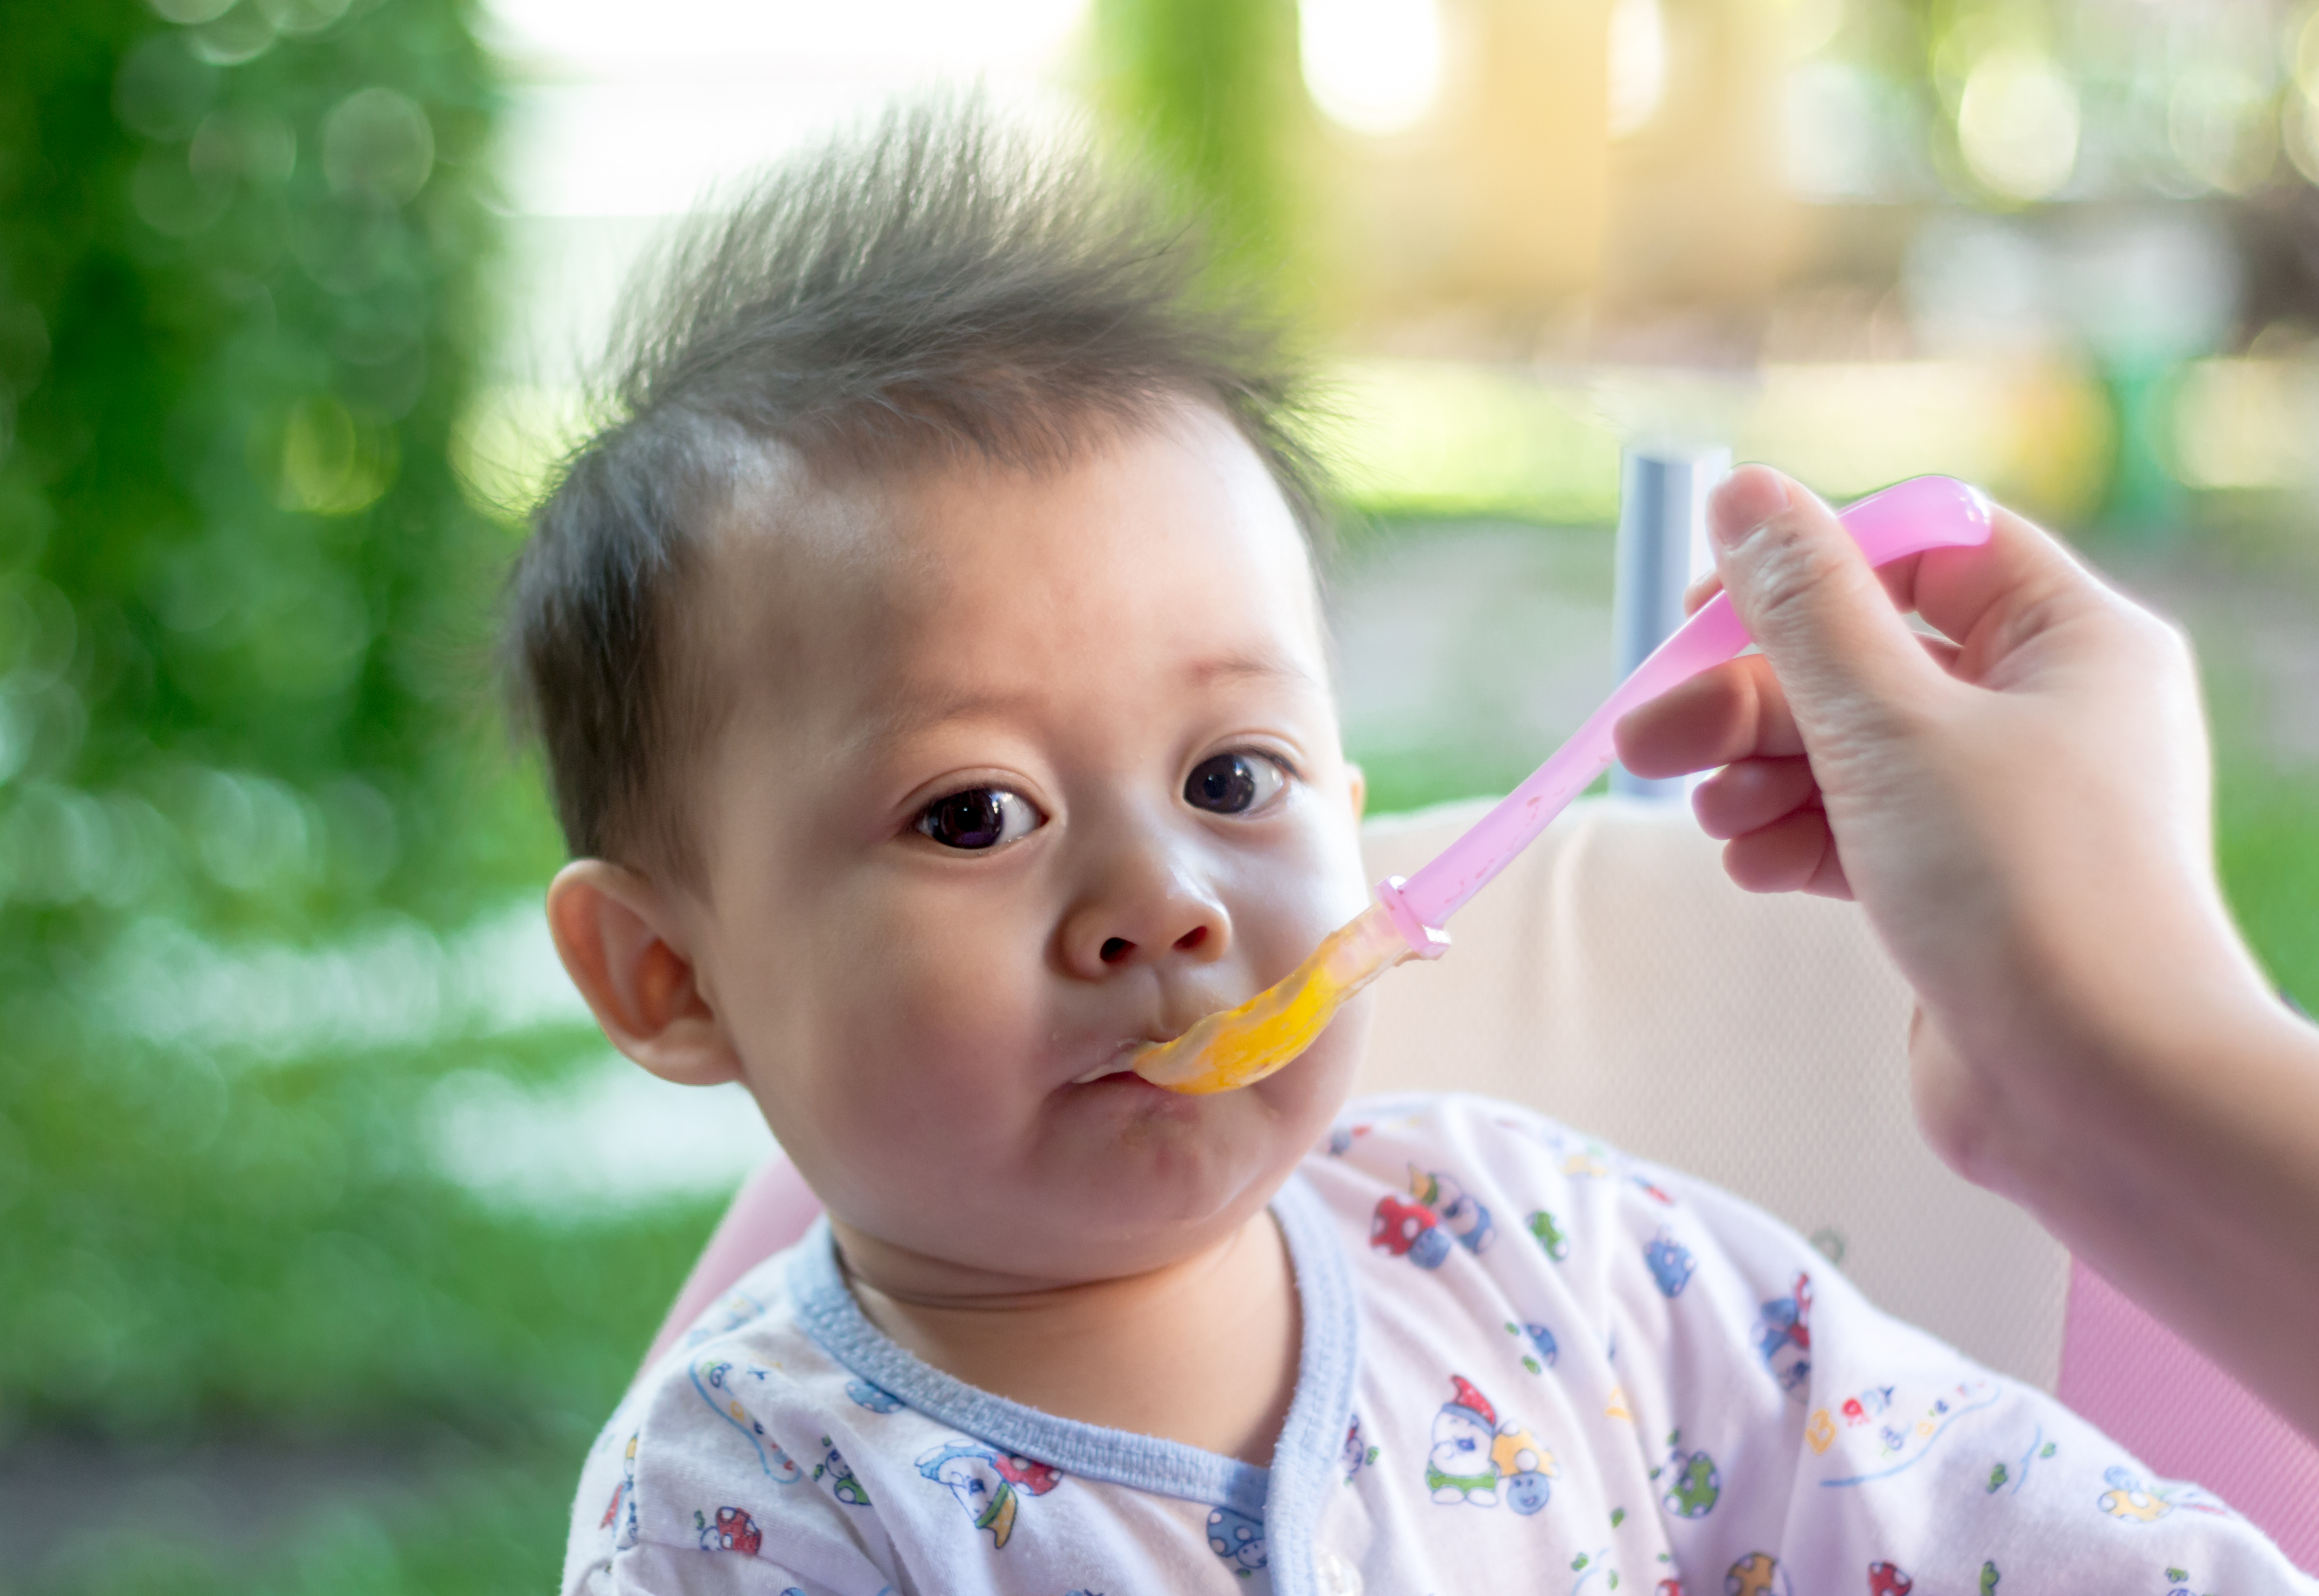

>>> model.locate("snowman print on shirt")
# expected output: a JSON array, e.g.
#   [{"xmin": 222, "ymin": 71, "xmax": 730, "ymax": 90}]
[{"xmin": 1424, "ymin": 1376, "xmax": 1556, "ymax": 1515}]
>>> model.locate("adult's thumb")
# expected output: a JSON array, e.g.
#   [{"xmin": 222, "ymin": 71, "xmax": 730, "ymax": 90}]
[{"xmin": 1707, "ymin": 465, "xmax": 1940, "ymax": 731}]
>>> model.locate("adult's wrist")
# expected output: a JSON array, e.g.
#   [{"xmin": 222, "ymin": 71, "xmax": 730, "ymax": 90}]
[{"xmin": 1920, "ymin": 895, "xmax": 2284, "ymax": 1213}]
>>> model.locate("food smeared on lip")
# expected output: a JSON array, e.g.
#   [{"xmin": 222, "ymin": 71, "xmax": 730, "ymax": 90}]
[
  {"xmin": 1070, "ymin": 1041, "xmax": 1146, "ymax": 1085},
  {"xmin": 1130, "ymin": 904, "xmax": 1409, "ymax": 1095}
]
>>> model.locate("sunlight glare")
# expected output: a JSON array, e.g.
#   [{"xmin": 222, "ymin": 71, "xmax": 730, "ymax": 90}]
[
  {"xmin": 1607, "ymin": 0, "xmax": 1667, "ymax": 138},
  {"xmin": 1299, "ymin": 0, "xmax": 1445, "ymax": 138},
  {"xmin": 1956, "ymin": 48, "xmax": 2078, "ymax": 201}
]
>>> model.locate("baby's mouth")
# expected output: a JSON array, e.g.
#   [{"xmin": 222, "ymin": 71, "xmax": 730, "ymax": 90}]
[
  {"xmin": 1068, "ymin": 990, "xmax": 1237, "ymax": 1084},
  {"xmin": 1070, "ymin": 1041, "xmax": 1147, "ymax": 1085}
]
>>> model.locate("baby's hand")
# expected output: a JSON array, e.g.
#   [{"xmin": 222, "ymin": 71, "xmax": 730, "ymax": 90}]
[{"xmin": 1613, "ymin": 466, "xmax": 2276, "ymax": 1190}]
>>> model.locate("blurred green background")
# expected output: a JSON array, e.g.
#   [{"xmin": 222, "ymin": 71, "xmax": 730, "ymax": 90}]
[{"xmin": 3, "ymin": 0, "xmax": 2315, "ymax": 1592}]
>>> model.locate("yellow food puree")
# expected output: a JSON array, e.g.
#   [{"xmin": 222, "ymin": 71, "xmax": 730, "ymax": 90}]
[{"xmin": 1132, "ymin": 903, "xmax": 1410, "ymax": 1095}]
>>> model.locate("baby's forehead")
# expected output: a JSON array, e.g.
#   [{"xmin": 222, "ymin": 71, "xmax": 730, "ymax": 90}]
[{"xmin": 689, "ymin": 413, "xmax": 1331, "ymax": 704}]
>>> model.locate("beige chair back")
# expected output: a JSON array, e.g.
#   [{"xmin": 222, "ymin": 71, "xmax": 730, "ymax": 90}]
[{"xmin": 1355, "ymin": 796, "xmax": 2072, "ymax": 1392}]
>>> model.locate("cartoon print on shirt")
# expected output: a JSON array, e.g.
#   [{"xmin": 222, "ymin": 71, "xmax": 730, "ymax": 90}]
[
  {"xmin": 1527, "ymin": 1209, "xmax": 1572, "ymax": 1262},
  {"xmin": 1980, "ymin": 1560, "xmax": 2000, "ymax": 1595},
  {"xmin": 1753, "ymin": 1272, "xmax": 1813, "ymax": 1399},
  {"xmin": 1841, "ymin": 1385, "xmax": 1895, "ymax": 1429},
  {"xmin": 1342, "ymin": 1415, "xmax": 1379, "ymax": 1484},
  {"xmin": 815, "ymin": 1436, "xmax": 871, "ymax": 1507},
  {"xmin": 1326, "ymin": 1122, "xmax": 1372, "ymax": 1156},
  {"xmin": 1563, "ymin": 1144, "xmax": 1613, "ymax": 1180},
  {"xmin": 1493, "ymin": 1423, "xmax": 1557, "ymax": 1515},
  {"xmin": 1504, "ymin": 1318, "xmax": 1558, "ymax": 1372},
  {"xmin": 1726, "ymin": 1551, "xmax": 1793, "ymax": 1596},
  {"xmin": 1409, "ymin": 1165, "xmax": 1497, "ymax": 1253},
  {"xmin": 1645, "ymin": 1228, "xmax": 1696, "ymax": 1296},
  {"xmin": 1207, "ymin": 1505, "xmax": 1267, "ymax": 1575},
  {"xmin": 598, "ymin": 1431, "xmax": 641, "ymax": 1549},
  {"xmin": 1429, "ymin": 1376, "xmax": 1504, "ymax": 1504},
  {"xmin": 1425, "ymin": 1376, "xmax": 1555, "ymax": 1511},
  {"xmin": 846, "ymin": 1377, "xmax": 904, "ymax": 1414},
  {"xmin": 1867, "ymin": 1562, "xmax": 1913, "ymax": 1595},
  {"xmin": 1371, "ymin": 1194, "xmax": 1454, "ymax": 1269},
  {"xmin": 2101, "ymin": 1468, "xmax": 2173, "ymax": 1523},
  {"xmin": 1820, "ymin": 1380, "xmax": 2006, "ymax": 1487},
  {"xmin": 2096, "ymin": 1466, "xmax": 2228, "ymax": 1524},
  {"xmin": 1985, "ymin": 1427, "xmax": 2057, "ymax": 1494},
  {"xmin": 1650, "ymin": 1431, "xmax": 1721, "ymax": 1519},
  {"xmin": 1632, "ymin": 1175, "xmax": 1676, "ymax": 1205},
  {"xmin": 695, "ymin": 1506, "xmax": 763, "ymax": 1555},
  {"xmin": 914, "ymin": 1440, "xmax": 1061, "ymax": 1549},
  {"xmin": 690, "ymin": 1358, "xmax": 804, "ymax": 1484}
]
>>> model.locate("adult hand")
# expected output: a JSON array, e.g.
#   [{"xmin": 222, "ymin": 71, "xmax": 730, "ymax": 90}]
[{"xmin": 1616, "ymin": 465, "xmax": 2319, "ymax": 1438}]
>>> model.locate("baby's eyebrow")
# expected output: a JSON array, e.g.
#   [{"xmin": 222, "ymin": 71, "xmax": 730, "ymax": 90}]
[
  {"xmin": 1187, "ymin": 650, "xmax": 1324, "ymax": 692},
  {"xmin": 846, "ymin": 651, "xmax": 1325, "ymax": 760},
  {"xmin": 849, "ymin": 688, "xmax": 1045, "ymax": 754}
]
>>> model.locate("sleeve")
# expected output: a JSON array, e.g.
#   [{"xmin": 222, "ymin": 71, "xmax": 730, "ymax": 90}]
[
  {"xmin": 1605, "ymin": 1155, "xmax": 2319, "ymax": 1596},
  {"xmin": 563, "ymin": 1359, "xmax": 904, "ymax": 1596},
  {"xmin": 1340, "ymin": 1094, "xmax": 2315, "ymax": 1595}
]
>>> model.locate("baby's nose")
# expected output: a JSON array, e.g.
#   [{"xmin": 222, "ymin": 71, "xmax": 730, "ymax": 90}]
[
  {"xmin": 1061, "ymin": 864, "xmax": 1230, "ymax": 979},
  {"xmin": 1099, "ymin": 924, "xmax": 1206, "ymax": 965}
]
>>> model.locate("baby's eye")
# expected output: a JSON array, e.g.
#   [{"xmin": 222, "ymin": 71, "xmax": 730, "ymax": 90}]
[
  {"xmin": 1184, "ymin": 751, "xmax": 1289, "ymax": 816},
  {"xmin": 916, "ymin": 787, "xmax": 1043, "ymax": 851}
]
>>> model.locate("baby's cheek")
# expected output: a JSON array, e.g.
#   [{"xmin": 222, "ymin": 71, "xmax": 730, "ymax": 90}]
[{"xmin": 737, "ymin": 917, "xmax": 1035, "ymax": 1214}]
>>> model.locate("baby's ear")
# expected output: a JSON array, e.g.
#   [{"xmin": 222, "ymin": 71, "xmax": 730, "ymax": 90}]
[
  {"xmin": 546, "ymin": 860, "xmax": 742, "ymax": 1087},
  {"xmin": 1346, "ymin": 761, "xmax": 1368, "ymax": 824}
]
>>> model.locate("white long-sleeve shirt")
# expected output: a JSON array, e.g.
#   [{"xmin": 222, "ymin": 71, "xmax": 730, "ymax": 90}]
[{"xmin": 565, "ymin": 1093, "xmax": 2314, "ymax": 1595}]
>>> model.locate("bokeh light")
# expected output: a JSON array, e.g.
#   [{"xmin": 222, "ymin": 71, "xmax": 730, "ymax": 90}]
[
  {"xmin": 1298, "ymin": 0, "xmax": 1445, "ymax": 137},
  {"xmin": 1956, "ymin": 47, "xmax": 2080, "ymax": 200},
  {"xmin": 1606, "ymin": 0, "xmax": 1667, "ymax": 138}
]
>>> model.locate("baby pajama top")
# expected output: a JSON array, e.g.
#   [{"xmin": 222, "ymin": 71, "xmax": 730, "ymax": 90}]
[{"xmin": 564, "ymin": 1093, "xmax": 2316, "ymax": 1596}]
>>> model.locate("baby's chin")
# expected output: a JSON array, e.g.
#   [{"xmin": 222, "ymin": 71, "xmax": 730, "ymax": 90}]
[
  {"xmin": 818, "ymin": 1003, "xmax": 1369, "ymax": 1289},
  {"xmin": 984, "ymin": 1018, "xmax": 1364, "ymax": 1281}
]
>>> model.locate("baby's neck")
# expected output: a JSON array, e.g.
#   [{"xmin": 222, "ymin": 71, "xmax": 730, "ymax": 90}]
[{"xmin": 831, "ymin": 1211, "xmax": 1300, "ymax": 1467}]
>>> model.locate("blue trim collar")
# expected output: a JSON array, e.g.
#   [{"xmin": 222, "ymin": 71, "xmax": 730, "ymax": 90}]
[{"xmin": 787, "ymin": 1173, "xmax": 1356, "ymax": 1590}]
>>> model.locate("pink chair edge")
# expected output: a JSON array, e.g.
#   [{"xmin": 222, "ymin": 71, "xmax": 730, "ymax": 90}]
[
  {"xmin": 641, "ymin": 1154, "xmax": 825, "ymax": 1375},
  {"xmin": 2058, "ymin": 1257, "xmax": 2319, "ymax": 1573}
]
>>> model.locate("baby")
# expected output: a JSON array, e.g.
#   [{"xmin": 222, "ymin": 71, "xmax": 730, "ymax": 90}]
[{"xmin": 512, "ymin": 106, "xmax": 2313, "ymax": 1594}]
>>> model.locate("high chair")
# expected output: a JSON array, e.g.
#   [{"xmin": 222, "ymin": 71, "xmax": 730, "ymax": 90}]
[{"xmin": 640, "ymin": 796, "xmax": 2319, "ymax": 1570}]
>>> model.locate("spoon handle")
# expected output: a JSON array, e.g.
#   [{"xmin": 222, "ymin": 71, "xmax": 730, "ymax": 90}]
[{"xmin": 1375, "ymin": 473, "xmax": 1994, "ymax": 955}]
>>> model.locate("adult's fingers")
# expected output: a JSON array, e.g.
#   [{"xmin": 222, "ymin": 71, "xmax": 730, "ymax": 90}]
[
  {"xmin": 1902, "ymin": 501, "xmax": 2111, "ymax": 672},
  {"xmin": 1693, "ymin": 756, "xmax": 1817, "ymax": 841},
  {"xmin": 1614, "ymin": 656, "xmax": 1805, "ymax": 778},
  {"xmin": 1720, "ymin": 806, "xmax": 1852, "ymax": 899},
  {"xmin": 1707, "ymin": 467, "xmax": 1948, "ymax": 738}
]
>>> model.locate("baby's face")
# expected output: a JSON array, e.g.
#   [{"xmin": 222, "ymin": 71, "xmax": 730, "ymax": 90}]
[{"xmin": 679, "ymin": 408, "xmax": 1373, "ymax": 1285}]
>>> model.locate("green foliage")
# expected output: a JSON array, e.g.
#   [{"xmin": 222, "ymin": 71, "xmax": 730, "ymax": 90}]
[
  {"xmin": 0, "ymin": 0, "xmax": 625, "ymax": 1458},
  {"xmin": 0, "ymin": 11, "xmax": 703, "ymax": 1586},
  {"xmin": 0, "ymin": 0, "xmax": 547, "ymax": 930},
  {"xmin": 1088, "ymin": 0, "xmax": 1305, "ymax": 263},
  {"xmin": 2219, "ymin": 763, "xmax": 2319, "ymax": 1011}
]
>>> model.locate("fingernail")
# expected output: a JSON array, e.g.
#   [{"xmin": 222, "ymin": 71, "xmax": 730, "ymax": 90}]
[{"xmin": 1710, "ymin": 466, "xmax": 1791, "ymax": 550}]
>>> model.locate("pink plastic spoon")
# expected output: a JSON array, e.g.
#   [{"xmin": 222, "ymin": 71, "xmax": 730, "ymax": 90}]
[{"xmin": 1126, "ymin": 473, "xmax": 1995, "ymax": 1094}]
